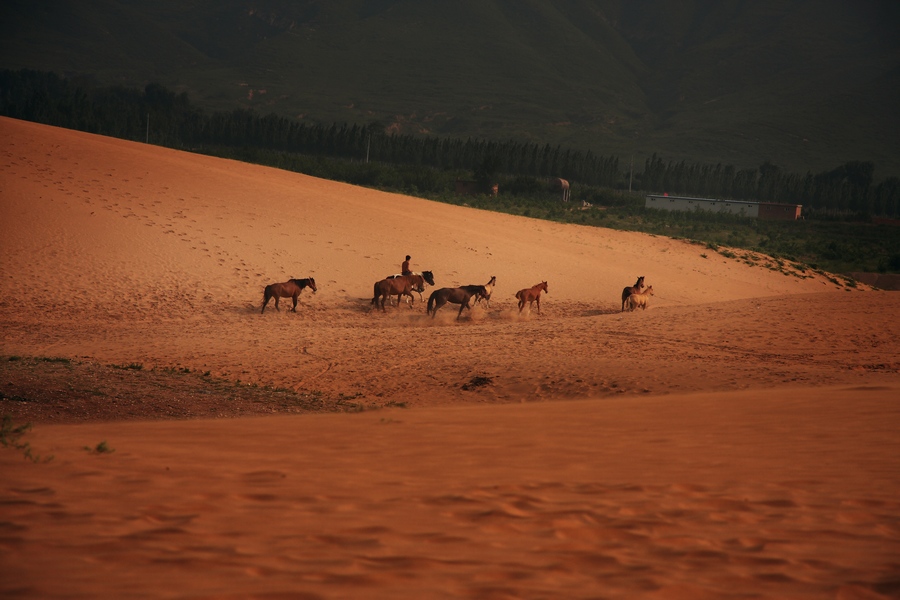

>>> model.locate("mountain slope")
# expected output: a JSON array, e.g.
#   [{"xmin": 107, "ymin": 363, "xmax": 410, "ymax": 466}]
[{"xmin": 1, "ymin": 0, "xmax": 898, "ymax": 175}]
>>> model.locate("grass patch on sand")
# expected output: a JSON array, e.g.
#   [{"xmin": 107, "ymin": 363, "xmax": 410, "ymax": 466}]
[{"xmin": 0, "ymin": 355, "xmax": 356, "ymax": 424}]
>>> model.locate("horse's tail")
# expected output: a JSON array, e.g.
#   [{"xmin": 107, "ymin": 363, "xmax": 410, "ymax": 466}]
[
  {"xmin": 515, "ymin": 290, "xmax": 523, "ymax": 300},
  {"xmin": 427, "ymin": 291, "xmax": 436, "ymax": 315},
  {"xmin": 371, "ymin": 282, "xmax": 379, "ymax": 305},
  {"xmin": 261, "ymin": 287, "xmax": 271, "ymax": 314}
]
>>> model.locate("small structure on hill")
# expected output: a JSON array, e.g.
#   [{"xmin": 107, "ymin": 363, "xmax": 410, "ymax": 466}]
[{"xmin": 645, "ymin": 195, "xmax": 802, "ymax": 220}]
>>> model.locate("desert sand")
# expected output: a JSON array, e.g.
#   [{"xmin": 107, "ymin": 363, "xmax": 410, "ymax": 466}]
[{"xmin": 1, "ymin": 116, "xmax": 899, "ymax": 599}]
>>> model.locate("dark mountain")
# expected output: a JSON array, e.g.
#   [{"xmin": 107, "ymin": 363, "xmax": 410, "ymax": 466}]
[{"xmin": 2, "ymin": 0, "xmax": 898, "ymax": 175}]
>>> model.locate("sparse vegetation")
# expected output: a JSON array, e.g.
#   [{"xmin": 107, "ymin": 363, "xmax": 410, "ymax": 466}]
[
  {"xmin": 462, "ymin": 376, "xmax": 494, "ymax": 391},
  {"xmin": 0, "ymin": 356, "xmax": 350, "ymax": 423},
  {"xmin": 111, "ymin": 362, "xmax": 143, "ymax": 370},
  {"xmin": 1, "ymin": 415, "xmax": 52, "ymax": 463},
  {"xmin": 84, "ymin": 441, "xmax": 114, "ymax": 454}
]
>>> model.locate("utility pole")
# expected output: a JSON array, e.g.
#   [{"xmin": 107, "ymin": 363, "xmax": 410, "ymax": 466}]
[{"xmin": 629, "ymin": 155, "xmax": 634, "ymax": 192}]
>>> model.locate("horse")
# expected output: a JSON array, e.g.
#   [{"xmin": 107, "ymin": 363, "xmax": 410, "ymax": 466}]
[
  {"xmin": 372, "ymin": 272, "xmax": 433, "ymax": 311},
  {"xmin": 386, "ymin": 270, "xmax": 435, "ymax": 304},
  {"xmin": 550, "ymin": 177, "xmax": 570, "ymax": 202},
  {"xmin": 471, "ymin": 275, "xmax": 496, "ymax": 308},
  {"xmin": 621, "ymin": 276, "xmax": 645, "ymax": 312},
  {"xmin": 624, "ymin": 285, "xmax": 654, "ymax": 311},
  {"xmin": 427, "ymin": 286, "xmax": 486, "ymax": 320},
  {"xmin": 261, "ymin": 277, "xmax": 317, "ymax": 313},
  {"xmin": 515, "ymin": 281, "xmax": 548, "ymax": 314}
]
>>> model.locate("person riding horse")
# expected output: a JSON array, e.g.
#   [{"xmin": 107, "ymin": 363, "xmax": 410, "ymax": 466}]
[{"xmin": 401, "ymin": 255, "xmax": 412, "ymax": 276}]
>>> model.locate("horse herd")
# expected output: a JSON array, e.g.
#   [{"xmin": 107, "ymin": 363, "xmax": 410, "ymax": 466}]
[
  {"xmin": 370, "ymin": 272, "xmax": 547, "ymax": 320},
  {"xmin": 262, "ymin": 272, "xmax": 653, "ymax": 318}
]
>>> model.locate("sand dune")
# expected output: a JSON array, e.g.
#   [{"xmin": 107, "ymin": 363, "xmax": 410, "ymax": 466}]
[{"xmin": 2, "ymin": 117, "xmax": 899, "ymax": 599}]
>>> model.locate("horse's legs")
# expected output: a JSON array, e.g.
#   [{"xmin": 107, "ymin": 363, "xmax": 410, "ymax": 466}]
[
  {"xmin": 536, "ymin": 297, "xmax": 541, "ymax": 315},
  {"xmin": 291, "ymin": 293, "xmax": 299, "ymax": 312},
  {"xmin": 456, "ymin": 298, "xmax": 471, "ymax": 320},
  {"xmin": 430, "ymin": 298, "xmax": 440, "ymax": 317},
  {"xmin": 274, "ymin": 296, "xmax": 281, "ymax": 311}
]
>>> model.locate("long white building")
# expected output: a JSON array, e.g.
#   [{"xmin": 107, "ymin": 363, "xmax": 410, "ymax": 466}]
[{"xmin": 644, "ymin": 195, "xmax": 802, "ymax": 220}]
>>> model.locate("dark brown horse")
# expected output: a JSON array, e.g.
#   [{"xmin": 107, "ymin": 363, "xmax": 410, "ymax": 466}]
[
  {"xmin": 372, "ymin": 271, "xmax": 434, "ymax": 311},
  {"xmin": 427, "ymin": 285, "xmax": 486, "ymax": 320},
  {"xmin": 261, "ymin": 277, "xmax": 317, "ymax": 313},
  {"xmin": 621, "ymin": 276, "xmax": 645, "ymax": 312},
  {"xmin": 515, "ymin": 281, "xmax": 548, "ymax": 314}
]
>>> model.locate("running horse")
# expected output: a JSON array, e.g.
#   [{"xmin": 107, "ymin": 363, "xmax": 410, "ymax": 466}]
[
  {"xmin": 427, "ymin": 285, "xmax": 487, "ymax": 320},
  {"xmin": 261, "ymin": 277, "xmax": 317, "ymax": 313},
  {"xmin": 471, "ymin": 275, "xmax": 496, "ymax": 308},
  {"xmin": 372, "ymin": 271, "xmax": 435, "ymax": 311},
  {"xmin": 386, "ymin": 270, "xmax": 435, "ymax": 304},
  {"xmin": 515, "ymin": 281, "xmax": 548, "ymax": 314},
  {"xmin": 620, "ymin": 276, "xmax": 645, "ymax": 312}
]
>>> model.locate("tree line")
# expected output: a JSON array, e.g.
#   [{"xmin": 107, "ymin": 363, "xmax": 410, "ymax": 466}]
[{"xmin": 2, "ymin": 69, "xmax": 897, "ymax": 217}]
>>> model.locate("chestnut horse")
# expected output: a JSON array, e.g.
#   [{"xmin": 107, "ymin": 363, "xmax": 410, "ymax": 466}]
[
  {"xmin": 427, "ymin": 285, "xmax": 486, "ymax": 320},
  {"xmin": 515, "ymin": 281, "xmax": 548, "ymax": 314},
  {"xmin": 621, "ymin": 276, "xmax": 645, "ymax": 312},
  {"xmin": 386, "ymin": 270, "xmax": 435, "ymax": 304},
  {"xmin": 261, "ymin": 277, "xmax": 317, "ymax": 313},
  {"xmin": 372, "ymin": 271, "xmax": 435, "ymax": 311}
]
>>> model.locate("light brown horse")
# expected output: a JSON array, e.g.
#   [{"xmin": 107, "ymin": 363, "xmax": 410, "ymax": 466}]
[
  {"xmin": 372, "ymin": 271, "xmax": 435, "ymax": 312},
  {"xmin": 550, "ymin": 177, "xmax": 570, "ymax": 202},
  {"xmin": 427, "ymin": 285, "xmax": 486, "ymax": 320},
  {"xmin": 386, "ymin": 270, "xmax": 435, "ymax": 304},
  {"xmin": 471, "ymin": 275, "xmax": 496, "ymax": 308},
  {"xmin": 261, "ymin": 277, "xmax": 317, "ymax": 313},
  {"xmin": 515, "ymin": 281, "xmax": 548, "ymax": 314},
  {"xmin": 621, "ymin": 276, "xmax": 645, "ymax": 312},
  {"xmin": 624, "ymin": 285, "xmax": 654, "ymax": 311}
]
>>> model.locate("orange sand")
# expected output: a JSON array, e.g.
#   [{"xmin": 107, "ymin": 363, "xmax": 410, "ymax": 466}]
[{"xmin": 1, "ymin": 117, "xmax": 899, "ymax": 599}]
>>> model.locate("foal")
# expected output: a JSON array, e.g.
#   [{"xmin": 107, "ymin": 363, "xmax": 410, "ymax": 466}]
[
  {"xmin": 624, "ymin": 285, "xmax": 654, "ymax": 311},
  {"xmin": 515, "ymin": 281, "xmax": 549, "ymax": 315},
  {"xmin": 621, "ymin": 276, "xmax": 645, "ymax": 312}
]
